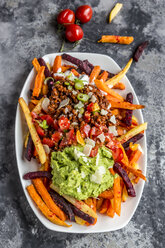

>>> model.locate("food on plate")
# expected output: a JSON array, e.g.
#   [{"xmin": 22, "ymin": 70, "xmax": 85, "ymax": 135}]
[
  {"xmin": 109, "ymin": 3, "xmax": 123, "ymax": 23},
  {"xmin": 133, "ymin": 41, "xmax": 149, "ymax": 62},
  {"xmin": 98, "ymin": 35, "xmax": 134, "ymax": 45},
  {"xmin": 57, "ymin": 9, "xmax": 75, "ymax": 25},
  {"xmin": 19, "ymin": 53, "xmax": 147, "ymax": 227},
  {"xmin": 75, "ymin": 5, "xmax": 93, "ymax": 24},
  {"xmin": 65, "ymin": 24, "xmax": 84, "ymax": 42}
]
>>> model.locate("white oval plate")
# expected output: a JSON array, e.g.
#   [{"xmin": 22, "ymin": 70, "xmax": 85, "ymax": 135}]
[{"xmin": 15, "ymin": 52, "xmax": 147, "ymax": 233}]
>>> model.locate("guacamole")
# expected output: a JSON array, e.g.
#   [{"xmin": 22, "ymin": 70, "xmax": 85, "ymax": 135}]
[{"xmin": 51, "ymin": 146, "xmax": 115, "ymax": 200}]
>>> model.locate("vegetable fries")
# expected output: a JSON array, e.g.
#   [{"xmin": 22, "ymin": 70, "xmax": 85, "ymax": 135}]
[
  {"xmin": 109, "ymin": 3, "xmax": 123, "ymax": 23},
  {"xmin": 98, "ymin": 35, "xmax": 134, "ymax": 45},
  {"xmin": 21, "ymin": 54, "xmax": 147, "ymax": 227},
  {"xmin": 18, "ymin": 97, "xmax": 46, "ymax": 164}
]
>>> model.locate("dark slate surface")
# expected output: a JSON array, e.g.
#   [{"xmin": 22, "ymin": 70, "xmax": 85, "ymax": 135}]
[{"xmin": 0, "ymin": 0, "xmax": 165, "ymax": 247}]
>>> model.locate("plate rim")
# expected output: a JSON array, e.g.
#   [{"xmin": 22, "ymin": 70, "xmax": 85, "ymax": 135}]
[{"xmin": 15, "ymin": 52, "xmax": 147, "ymax": 233}]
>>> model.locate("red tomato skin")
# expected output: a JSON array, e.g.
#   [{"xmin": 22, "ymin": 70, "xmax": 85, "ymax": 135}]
[
  {"xmin": 87, "ymin": 103, "xmax": 94, "ymax": 112},
  {"xmin": 65, "ymin": 24, "xmax": 83, "ymax": 42},
  {"xmin": 42, "ymin": 138, "xmax": 54, "ymax": 148},
  {"xmin": 84, "ymin": 111, "xmax": 91, "ymax": 123},
  {"xmin": 51, "ymin": 132, "xmax": 63, "ymax": 143},
  {"xmin": 40, "ymin": 115, "xmax": 54, "ymax": 126},
  {"xmin": 57, "ymin": 9, "xmax": 75, "ymax": 25},
  {"xmin": 76, "ymin": 5, "xmax": 93, "ymax": 23},
  {"xmin": 36, "ymin": 126, "xmax": 45, "ymax": 137},
  {"xmin": 90, "ymin": 146, "xmax": 99, "ymax": 157},
  {"xmin": 53, "ymin": 120, "xmax": 59, "ymax": 130},
  {"xmin": 80, "ymin": 124, "xmax": 91, "ymax": 138},
  {"xmin": 110, "ymin": 147, "xmax": 124, "ymax": 162},
  {"xmin": 89, "ymin": 127, "xmax": 102, "ymax": 138},
  {"xmin": 58, "ymin": 116, "xmax": 70, "ymax": 131}
]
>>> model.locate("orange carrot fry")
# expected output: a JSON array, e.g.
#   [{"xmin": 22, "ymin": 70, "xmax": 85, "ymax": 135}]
[
  {"xmin": 129, "ymin": 149, "xmax": 142, "ymax": 165},
  {"xmin": 95, "ymin": 79, "xmax": 124, "ymax": 101},
  {"xmin": 107, "ymin": 201, "xmax": 115, "ymax": 218},
  {"xmin": 71, "ymin": 68, "xmax": 80, "ymax": 77},
  {"xmin": 90, "ymin": 66, "xmax": 101, "ymax": 83},
  {"xmin": 96, "ymin": 198, "xmax": 104, "ymax": 210},
  {"xmin": 97, "ymin": 71, "xmax": 109, "ymax": 82},
  {"xmin": 106, "ymin": 94, "xmax": 122, "ymax": 103},
  {"xmin": 32, "ymin": 178, "xmax": 66, "ymax": 221},
  {"xmin": 110, "ymin": 101, "xmax": 145, "ymax": 110},
  {"xmin": 27, "ymin": 184, "xmax": 70, "ymax": 227},
  {"xmin": 111, "ymin": 109, "xmax": 120, "ymax": 116},
  {"xmin": 122, "ymin": 185, "xmax": 128, "ymax": 202},
  {"xmin": 123, "ymin": 165, "xmax": 146, "ymax": 181},
  {"xmin": 99, "ymin": 199, "xmax": 109, "ymax": 214},
  {"xmin": 42, "ymin": 84, "xmax": 48, "ymax": 95},
  {"xmin": 113, "ymin": 176, "xmax": 121, "ymax": 216},
  {"xmin": 61, "ymin": 66, "xmax": 71, "ymax": 72},
  {"xmin": 33, "ymin": 66, "xmax": 45, "ymax": 97},
  {"xmin": 110, "ymin": 168, "xmax": 115, "ymax": 176},
  {"xmin": 53, "ymin": 55, "xmax": 62, "ymax": 73},
  {"xmin": 32, "ymin": 58, "xmax": 41, "ymax": 72},
  {"xmin": 98, "ymin": 35, "xmax": 134, "ymax": 45},
  {"xmin": 99, "ymin": 189, "xmax": 114, "ymax": 199},
  {"xmin": 112, "ymin": 82, "xmax": 125, "ymax": 90},
  {"xmin": 119, "ymin": 143, "xmax": 129, "ymax": 166}
]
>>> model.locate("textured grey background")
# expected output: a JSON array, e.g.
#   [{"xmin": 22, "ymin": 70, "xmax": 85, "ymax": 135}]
[{"xmin": 0, "ymin": 0, "xmax": 165, "ymax": 247}]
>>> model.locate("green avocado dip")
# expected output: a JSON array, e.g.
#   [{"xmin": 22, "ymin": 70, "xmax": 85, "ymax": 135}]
[{"xmin": 51, "ymin": 146, "xmax": 115, "ymax": 200}]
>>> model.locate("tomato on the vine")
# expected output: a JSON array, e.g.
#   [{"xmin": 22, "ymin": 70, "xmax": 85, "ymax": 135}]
[
  {"xmin": 65, "ymin": 24, "xmax": 84, "ymax": 42},
  {"xmin": 76, "ymin": 5, "xmax": 93, "ymax": 24},
  {"xmin": 57, "ymin": 9, "xmax": 75, "ymax": 25}
]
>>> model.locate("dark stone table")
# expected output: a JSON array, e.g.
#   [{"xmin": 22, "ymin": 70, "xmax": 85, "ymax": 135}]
[{"xmin": 0, "ymin": 0, "xmax": 164, "ymax": 247}]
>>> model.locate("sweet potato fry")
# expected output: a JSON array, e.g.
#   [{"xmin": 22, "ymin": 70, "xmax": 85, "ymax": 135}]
[
  {"xmin": 117, "ymin": 123, "xmax": 147, "ymax": 144},
  {"xmin": 99, "ymin": 189, "xmax": 114, "ymax": 199},
  {"xmin": 110, "ymin": 101, "xmax": 145, "ymax": 110},
  {"xmin": 119, "ymin": 143, "xmax": 129, "ymax": 166},
  {"xmin": 129, "ymin": 149, "xmax": 142, "ymax": 165},
  {"xmin": 112, "ymin": 82, "xmax": 125, "ymax": 90},
  {"xmin": 97, "ymin": 71, "xmax": 108, "ymax": 82},
  {"xmin": 27, "ymin": 184, "xmax": 70, "ymax": 227},
  {"xmin": 106, "ymin": 94, "xmax": 123, "ymax": 103},
  {"xmin": 109, "ymin": 3, "xmax": 123, "ymax": 23},
  {"xmin": 50, "ymin": 184, "xmax": 97, "ymax": 219},
  {"xmin": 33, "ymin": 66, "xmax": 45, "ymax": 97},
  {"xmin": 113, "ymin": 176, "xmax": 121, "ymax": 216},
  {"xmin": 90, "ymin": 66, "xmax": 101, "ymax": 83},
  {"xmin": 122, "ymin": 185, "xmax": 128, "ymax": 202},
  {"xmin": 32, "ymin": 58, "xmax": 41, "ymax": 72},
  {"xmin": 107, "ymin": 201, "xmax": 115, "ymax": 217},
  {"xmin": 71, "ymin": 68, "xmax": 80, "ymax": 77},
  {"xmin": 105, "ymin": 58, "xmax": 133, "ymax": 86},
  {"xmin": 61, "ymin": 66, "xmax": 71, "ymax": 73},
  {"xmin": 75, "ymin": 216, "xmax": 86, "ymax": 225},
  {"xmin": 33, "ymin": 178, "xmax": 66, "ymax": 221},
  {"xmin": 18, "ymin": 97, "xmax": 46, "ymax": 164},
  {"xmin": 99, "ymin": 199, "xmax": 109, "ymax": 214},
  {"xmin": 53, "ymin": 55, "xmax": 62, "ymax": 73},
  {"xmin": 96, "ymin": 198, "xmax": 104, "ymax": 210},
  {"xmin": 95, "ymin": 79, "xmax": 124, "ymax": 101},
  {"xmin": 42, "ymin": 84, "xmax": 48, "ymax": 95},
  {"xmin": 109, "ymin": 168, "xmax": 115, "ymax": 176},
  {"xmin": 123, "ymin": 165, "xmax": 146, "ymax": 181},
  {"xmin": 98, "ymin": 35, "xmax": 134, "ymax": 44}
]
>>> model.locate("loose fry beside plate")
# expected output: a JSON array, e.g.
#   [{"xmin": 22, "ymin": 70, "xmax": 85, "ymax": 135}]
[
  {"xmin": 18, "ymin": 97, "xmax": 46, "ymax": 164},
  {"xmin": 98, "ymin": 35, "xmax": 134, "ymax": 45},
  {"xmin": 109, "ymin": 3, "xmax": 123, "ymax": 23},
  {"xmin": 105, "ymin": 58, "xmax": 133, "ymax": 87}
]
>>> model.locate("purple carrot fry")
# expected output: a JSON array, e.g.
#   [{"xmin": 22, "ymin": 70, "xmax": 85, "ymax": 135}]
[
  {"xmin": 122, "ymin": 133, "xmax": 144, "ymax": 150},
  {"xmin": 25, "ymin": 135, "xmax": 34, "ymax": 161},
  {"xmin": 113, "ymin": 162, "xmax": 136, "ymax": 197},
  {"xmin": 123, "ymin": 92, "xmax": 133, "ymax": 127},
  {"xmin": 38, "ymin": 58, "xmax": 52, "ymax": 78},
  {"xmin": 133, "ymin": 41, "xmax": 149, "ymax": 62},
  {"xmin": 62, "ymin": 53, "xmax": 92, "ymax": 75},
  {"xmin": 49, "ymin": 190, "xmax": 75, "ymax": 222},
  {"xmin": 71, "ymin": 204, "xmax": 95, "ymax": 224},
  {"xmin": 23, "ymin": 171, "xmax": 52, "ymax": 180}
]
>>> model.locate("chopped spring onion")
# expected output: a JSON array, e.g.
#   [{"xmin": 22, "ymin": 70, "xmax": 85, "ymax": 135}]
[
  {"xmin": 75, "ymin": 81, "xmax": 84, "ymax": 90},
  {"xmin": 44, "ymin": 77, "xmax": 54, "ymax": 85},
  {"xmin": 77, "ymin": 93, "xmax": 89, "ymax": 102}
]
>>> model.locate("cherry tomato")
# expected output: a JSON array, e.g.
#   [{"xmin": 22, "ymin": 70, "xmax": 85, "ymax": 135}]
[
  {"xmin": 65, "ymin": 24, "xmax": 83, "ymax": 42},
  {"xmin": 76, "ymin": 5, "xmax": 93, "ymax": 24},
  {"xmin": 110, "ymin": 147, "xmax": 124, "ymax": 162},
  {"xmin": 57, "ymin": 9, "xmax": 75, "ymax": 25},
  {"xmin": 53, "ymin": 120, "xmax": 59, "ymax": 130},
  {"xmin": 40, "ymin": 115, "xmax": 54, "ymax": 126},
  {"xmin": 36, "ymin": 126, "xmax": 45, "ymax": 138},
  {"xmin": 66, "ymin": 129, "xmax": 76, "ymax": 144},
  {"xmin": 58, "ymin": 116, "xmax": 70, "ymax": 131},
  {"xmin": 42, "ymin": 138, "xmax": 54, "ymax": 148},
  {"xmin": 84, "ymin": 111, "xmax": 91, "ymax": 123},
  {"xmin": 89, "ymin": 127, "xmax": 102, "ymax": 138},
  {"xmin": 51, "ymin": 132, "xmax": 63, "ymax": 143},
  {"xmin": 80, "ymin": 124, "xmax": 91, "ymax": 138},
  {"xmin": 90, "ymin": 146, "xmax": 99, "ymax": 157},
  {"xmin": 87, "ymin": 103, "xmax": 94, "ymax": 112},
  {"xmin": 59, "ymin": 138, "xmax": 68, "ymax": 148}
]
